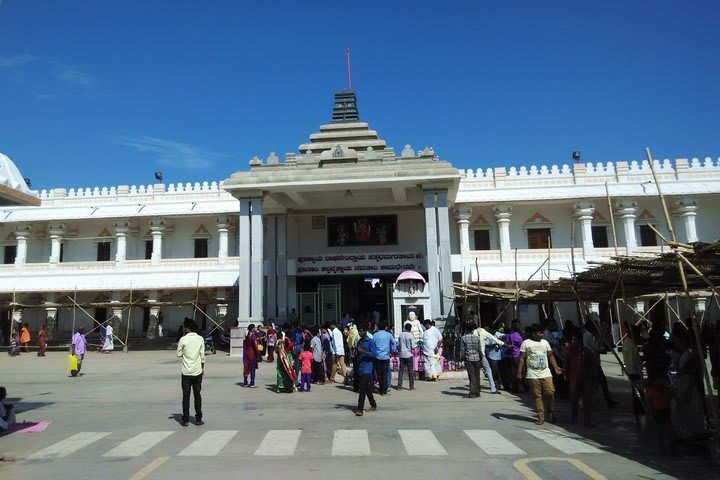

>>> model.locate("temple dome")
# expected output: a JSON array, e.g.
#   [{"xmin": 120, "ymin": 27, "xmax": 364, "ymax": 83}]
[{"xmin": 0, "ymin": 151, "xmax": 32, "ymax": 194}]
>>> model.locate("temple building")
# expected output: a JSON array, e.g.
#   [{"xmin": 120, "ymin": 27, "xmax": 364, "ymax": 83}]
[{"xmin": 0, "ymin": 90, "xmax": 719, "ymax": 344}]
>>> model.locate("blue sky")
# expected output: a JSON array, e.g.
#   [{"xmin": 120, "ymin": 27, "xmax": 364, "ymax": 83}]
[{"xmin": 0, "ymin": 1, "xmax": 718, "ymax": 190}]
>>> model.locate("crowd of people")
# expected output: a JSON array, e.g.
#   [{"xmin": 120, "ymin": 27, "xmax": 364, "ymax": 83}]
[
  {"xmin": 453, "ymin": 313, "xmax": 709, "ymax": 447},
  {"xmin": 237, "ymin": 314, "xmax": 445, "ymax": 414},
  {"xmin": 233, "ymin": 309, "xmax": 711, "ymax": 446}
]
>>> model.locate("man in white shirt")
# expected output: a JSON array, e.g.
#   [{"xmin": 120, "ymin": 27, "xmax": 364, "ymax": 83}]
[
  {"xmin": 517, "ymin": 323, "xmax": 562, "ymax": 425},
  {"xmin": 177, "ymin": 319, "xmax": 205, "ymax": 427},
  {"xmin": 473, "ymin": 325, "xmax": 504, "ymax": 394},
  {"xmin": 422, "ymin": 320, "xmax": 443, "ymax": 380},
  {"xmin": 329, "ymin": 321, "xmax": 348, "ymax": 383}
]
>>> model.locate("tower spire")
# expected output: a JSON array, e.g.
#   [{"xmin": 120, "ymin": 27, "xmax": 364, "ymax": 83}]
[{"xmin": 346, "ymin": 48, "xmax": 352, "ymax": 91}]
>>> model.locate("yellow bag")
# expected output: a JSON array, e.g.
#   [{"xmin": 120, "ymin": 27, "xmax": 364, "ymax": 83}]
[
  {"xmin": 67, "ymin": 354, "xmax": 78, "ymax": 371},
  {"xmin": 257, "ymin": 344, "xmax": 264, "ymax": 352}
]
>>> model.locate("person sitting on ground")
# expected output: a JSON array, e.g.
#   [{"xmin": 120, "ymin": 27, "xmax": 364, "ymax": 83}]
[{"xmin": 0, "ymin": 386, "xmax": 17, "ymax": 432}]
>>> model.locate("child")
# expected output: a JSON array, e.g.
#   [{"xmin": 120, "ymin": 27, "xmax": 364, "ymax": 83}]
[
  {"xmin": 298, "ymin": 342, "xmax": 314, "ymax": 392},
  {"xmin": 8, "ymin": 332, "xmax": 19, "ymax": 357}
]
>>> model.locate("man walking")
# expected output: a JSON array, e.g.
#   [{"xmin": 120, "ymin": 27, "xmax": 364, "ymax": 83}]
[
  {"xmin": 329, "ymin": 321, "xmax": 348, "ymax": 384},
  {"xmin": 71, "ymin": 327, "xmax": 88, "ymax": 377},
  {"xmin": 310, "ymin": 328, "xmax": 325, "ymax": 384},
  {"xmin": 355, "ymin": 324, "xmax": 378, "ymax": 416},
  {"xmin": 473, "ymin": 323, "xmax": 504, "ymax": 394},
  {"xmin": 397, "ymin": 323, "xmax": 415, "ymax": 390},
  {"xmin": 517, "ymin": 323, "xmax": 562, "ymax": 425},
  {"xmin": 460, "ymin": 322, "xmax": 482, "ymax": 398},
  {"xmin": 177, "ymin": 319, "xmax": 205, "ymax": 427},
  {"xmin": 373, "ymin": 322, "xmax": 396, "ymax": 395}
]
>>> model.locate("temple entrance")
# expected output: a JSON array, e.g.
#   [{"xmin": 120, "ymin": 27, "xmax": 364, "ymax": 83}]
[{"xmin": 296, "ymin": 275, "xmax": 395, "ymax": 327}]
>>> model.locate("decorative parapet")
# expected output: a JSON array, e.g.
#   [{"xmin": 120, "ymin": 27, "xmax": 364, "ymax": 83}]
[
  {"xmin": 38, "ymin": 181, "xmax": 226, "ymax": 199},
  {"xmin": 460, "ymin": 156, "xmax": 720, "ymax": 189}
]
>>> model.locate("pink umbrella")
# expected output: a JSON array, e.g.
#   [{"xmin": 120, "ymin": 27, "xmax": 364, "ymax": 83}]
[{"xmin": 395, "ymin": 270, "xmax": 426, "ymax": 283}]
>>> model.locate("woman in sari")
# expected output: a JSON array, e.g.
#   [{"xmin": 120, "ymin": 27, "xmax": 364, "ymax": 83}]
[
  {"xmin": 37, "ymin": 324, "xmax": 47, "ymax": 357},
  {"xmin": 670, "ymin": 325, "xmax": 705, "ymax": 442},
  {"xmin": 276, "ymin": 338, "xmax": 297, "ymax": 393}
]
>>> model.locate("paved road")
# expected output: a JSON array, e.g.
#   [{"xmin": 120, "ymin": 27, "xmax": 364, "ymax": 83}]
[{"xmin": 0, "ymin": 350, "xmax": 709, "ymax": 479}]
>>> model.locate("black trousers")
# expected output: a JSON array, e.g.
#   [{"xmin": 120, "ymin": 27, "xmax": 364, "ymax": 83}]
[
  {"xmin": 375, "ymin": 359, "xmax": 390, "ymax": 394},
  {"xmin": 357, "ymin": 373, "xmax": 377, "ymax": 412},
  {"xmin": 398, "ymin": 357, "xmax": 414, "ymax": 389},
  {"xmin": 311, "ymin": 360, "xmax": 325, "ymax": 383},
  {"xmin": 181, "ymin": 373, "xmax": 203, "ymax": 421},
  {"xmin": 487, "ymin": 358, "xmax": 504, "ymax": 389},
  {"xmin": 352, "ymin": 357, "xmax": 360, "ymax": 392},
  {"xmin": 466, "ymin": 360, "xmax": 482, "ymax": 396}
]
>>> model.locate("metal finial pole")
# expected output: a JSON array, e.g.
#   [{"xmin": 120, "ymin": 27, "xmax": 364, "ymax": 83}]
[{"xmin": 346, "ymin": 48, "xmax": 352, "ymax": 90}]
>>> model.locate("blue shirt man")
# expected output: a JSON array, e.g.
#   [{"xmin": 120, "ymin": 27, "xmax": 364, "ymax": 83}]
[
  {"xmin": 373, "ymin": 328, "xmax": 397, "ymax": 361},
  {"xmin": 355, "ymin": 326, "xmax": 378, "ymax": 416},
  {"xmin": 357, "ymin": 334, "xmax": 377, "ymax": 375}
]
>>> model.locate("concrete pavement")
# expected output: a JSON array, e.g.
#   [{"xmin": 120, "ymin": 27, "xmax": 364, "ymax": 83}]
[{"xmin": 0, "ymin": 350, "xmax": 712, "ymax": 479}]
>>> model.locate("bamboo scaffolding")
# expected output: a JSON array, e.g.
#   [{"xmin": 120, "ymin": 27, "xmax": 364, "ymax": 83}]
[{"xmin": 645, "ymin": 146, "xmax": 719, "ymax": 433}]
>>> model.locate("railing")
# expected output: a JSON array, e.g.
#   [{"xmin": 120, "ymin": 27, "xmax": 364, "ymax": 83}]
[
  {"xmin": 468, "ymin": 246, "xmax": 664, "ymax": 264},
  {"xmin": 0, "ymin": 256, "xmax": 240, "ymax": 273},
  {"xmin": 459, "ymin": 157, "xmax": 720, "ymax": 189}
]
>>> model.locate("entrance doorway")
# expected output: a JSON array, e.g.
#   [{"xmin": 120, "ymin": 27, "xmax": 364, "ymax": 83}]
[
  {"xmin": 296, "ymin": 285, "xmax": 340, "ymax": 326},
  {"xmin": 296, "ymin": 275, "xmax": 396, "ymax": 328}
]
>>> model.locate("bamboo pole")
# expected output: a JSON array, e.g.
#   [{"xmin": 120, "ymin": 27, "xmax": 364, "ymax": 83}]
[
  {"xmin": 124, "ymin": 286, "xmax": 133, "ymax": 353},
  {"xmin": 192, "ymin": 271, "xmax": 200, "ymax": 323},
  {"xmin": 71, "ymin": 286, "xmax": 77, "ymax": 334},
  {"xmin": 605, "ymin": 182, "xmax": 619, "ymax": 257},
  {"xmin": 514, "ymin": 248, "xmax": 519, "ymax": 320}
]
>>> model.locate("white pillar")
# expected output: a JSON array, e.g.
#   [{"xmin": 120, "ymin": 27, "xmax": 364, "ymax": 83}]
[
  {"xmin": 615, "ymin": 199, "xmax": 637, "ymax": 255},
  {"xmin": 455, "ymin": 207, "xmax": 472, "ymax": 284},
  {"xmin": 673, "ymin": 199, "xmax": 698, "ymax": 243},
  {"xmin": 114, "ymin": 222, "xmax": 129, "ymax": 266},
  {"xmin": 424, "ymin": 191, "xmax": 441, "ymax": 320},
  {"xmin": 12, "ymin": 309, "xmax": 22, "ymax": 329},
  {"xmin": 217, "ymin": 216, "xmax": 230, "ymax": 264},
  {"xmin": 49, "ymin": 224, "xmax": 64, "ymax": 265},
  {"xmin": 14, "ymin": 226, "xmax": 29, "ymax": 266},
  {"xmin": 265, "ymin": 215, "xmax": 277, "ymax": 318},
  {"xmin": 276, "ymin": 215, "xmax": 288, "ymax": 322},
  {"xmin": 436, "ymin": 190, "xmax": 454, "ymax": 322},
  {"xmin": 238, "ymin": 199, "xmax": 251, "ymax": 327},
  {"xmin": 250, "ymin": 197, "xmax": 264, "ymax": 321},
  {"xmin": 573, "ymin": 202, "xmax": 595, "ymax": 258},
  {"xmin": 693, "ymin": 296, "xmax": 707, "ymax": 315},
  {"xmin": 493, "ymin": 205, "xmax": 512, "ymax": 261},
  {"xmin": 150, "ymin": 220, "xmax": 165, "ymax": 265},
  {"xmin": 455, "ymin": 207, "xmax": 472, "ymax": 256}
]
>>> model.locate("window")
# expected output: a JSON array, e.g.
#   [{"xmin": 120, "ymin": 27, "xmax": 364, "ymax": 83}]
[
  {"xmin": 97, "ymin": 241, "xmax": 111, "ymax": 261},
  {"xmin": 59, "ymin": 243, "xmax": 64, "ymax": 263},
  {"xmin": 527, "ymin": 228, "xmax": 552, "ymax": 249},
  {"xmin": 194, "ymin": 238, "xmax": 208, "ymax": 258},
  {"xmin": 473, "ymin": 230, "xmax": 491, "ymax": 250},
  {"xmin": 145, "ymin": 240, "xmax": 153, "ymax": 260},
  {"xmin": 639, "ymin": 225, "xmax": 657, "ymax": 247},
  {"xmin": 3, "ymin": 245, "xmax": 16, "ymax": 264},
  {"xmin": 591, "ymin": 226, "xmax": 609, "ymax": 248}
]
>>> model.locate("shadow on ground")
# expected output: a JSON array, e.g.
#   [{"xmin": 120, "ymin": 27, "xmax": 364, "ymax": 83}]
[{"xmin": 507, "ymin": 374, "xmax": 717, "ymax": 480}]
